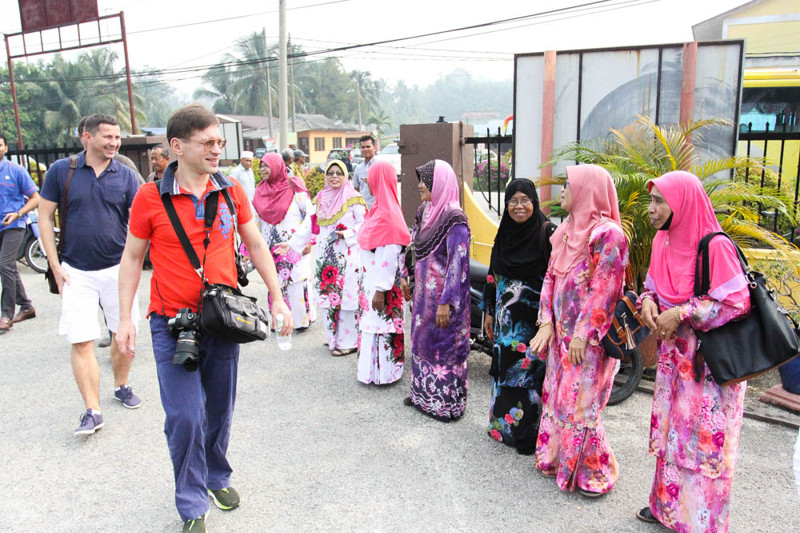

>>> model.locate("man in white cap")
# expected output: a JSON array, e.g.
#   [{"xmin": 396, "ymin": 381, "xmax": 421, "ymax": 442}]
[
  {"xmin": 291, "ymin": 149, "xmax": 307, "ymax": 180},
  {"xmin": 229, "ymin": 151, "xmax": 255, "ymax": 202}
]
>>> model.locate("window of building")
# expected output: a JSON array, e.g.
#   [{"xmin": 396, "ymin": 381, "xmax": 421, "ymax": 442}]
[
  {"xmin": 345, "ymin": 137, "xmax": 360, "ymax": 147},
  {"xmin": 298, "ymin": 137, "xmax": 309, "ymax": 155},
  {"xmin": 314, "ymin": 137, "xmax": 325, "ymax": 151},
  {"xmin": 333, "ymin": 137, "xmax": 342, "ymax": 149}
]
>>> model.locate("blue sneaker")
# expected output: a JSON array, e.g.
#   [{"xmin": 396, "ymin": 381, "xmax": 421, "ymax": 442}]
[
  {"xmin": 114, "ymin": 385, "xmax": 142, "ymax": 409},
  {"xmin": 75, "ymin": 410, "xmax": 104, "ymax": 436}
]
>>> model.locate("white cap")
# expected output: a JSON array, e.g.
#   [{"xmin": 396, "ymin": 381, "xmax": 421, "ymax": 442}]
[{"xmin": 240, "ymin": 151, "xmax": 254, "ymax": 159}]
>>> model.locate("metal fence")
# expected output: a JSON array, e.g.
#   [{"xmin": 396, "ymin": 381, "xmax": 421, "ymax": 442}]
[
  {"xmin": 7, "ymin": 141, "xmax": 155, "ymax": 187},
  {"xmin": 464, "ymin": 128, "xmax": 513, "ymax": 216},
  {"xmin": 739, "ymin": 123, "xmax": 800, "ymax": 243}
]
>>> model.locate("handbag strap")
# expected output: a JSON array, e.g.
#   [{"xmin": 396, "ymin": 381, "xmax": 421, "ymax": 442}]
[
  {"xmin": 57, "ymin": 155, "xmax": 79, "ymax": 255},
  {"xmin": 694, "ymin": 232, "xmax": 749, "ymax": 296}
]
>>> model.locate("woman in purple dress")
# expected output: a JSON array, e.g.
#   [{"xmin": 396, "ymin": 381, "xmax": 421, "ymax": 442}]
[{"xmin": 402, "ymin": 160, "xmax": 471, "ymax": 421}]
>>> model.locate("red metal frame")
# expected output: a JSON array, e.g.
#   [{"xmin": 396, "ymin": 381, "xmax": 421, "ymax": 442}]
[{"xmin": 4, "ymin": 12, "xmax": 137, "ymax": 149}]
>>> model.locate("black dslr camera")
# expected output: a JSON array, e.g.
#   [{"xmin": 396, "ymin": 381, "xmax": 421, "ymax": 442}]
[
  {"xmin": 168, "ymin": 308, "xmax": 201, "ymax": 371},
  {"xmin": 236, "ymin": 255, "xmax": 254, "ymax": 287}
]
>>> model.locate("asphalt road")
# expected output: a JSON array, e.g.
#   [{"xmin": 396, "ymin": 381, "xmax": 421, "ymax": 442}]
[{"xmin": 1, "ymin": 267, "xmax": 798, "ymax": 532}]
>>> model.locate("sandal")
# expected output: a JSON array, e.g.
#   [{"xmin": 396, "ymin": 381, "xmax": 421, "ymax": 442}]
[
  {"xmin": 339, "ymin": 347, "xmax": 357, "ymax": 355},
  {"xmin": 636, "ymin": 507, "xmax": 659, "ymax": 524},
  {"xmin": 538, "ymin": 469, "xmax": 556, "ymax": 479},
  {"xmin": 579, "ymin": 489, "xmax": 605, "ymax": 498},
  {"xmin": 331, "ymin": 349, "xmax": 346, "ymax": 357}
]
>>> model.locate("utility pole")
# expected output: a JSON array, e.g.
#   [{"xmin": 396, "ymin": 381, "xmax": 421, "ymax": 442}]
[
  {"xmin": 289, "ymin": 33, "xmax": 297, "ymax": 133},
  {"xmin": 264, "ymin": 28, "xmax": 273, "ymax": 141},
  {"xmin": 279, "ymin": 0, "xmax": 288, "ymax": 150}
]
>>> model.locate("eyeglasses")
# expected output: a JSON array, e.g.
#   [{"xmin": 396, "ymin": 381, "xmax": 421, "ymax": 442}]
[
  {"xmin": 326, "ymin": 170, "xmax": 345, "ymax": 177},
  {"xmin": 508, "ymin": 198, "xmax": 533, "ymax": 207},
  {"xmin": 181, "ymin": 137, "xmax": 227, "ymax": 151}
]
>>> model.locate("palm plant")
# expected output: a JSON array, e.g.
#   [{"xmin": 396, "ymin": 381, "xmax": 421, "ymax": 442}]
[{"xmin": 547, "ymin": 114, "xmax": 797, "ymax": 287}]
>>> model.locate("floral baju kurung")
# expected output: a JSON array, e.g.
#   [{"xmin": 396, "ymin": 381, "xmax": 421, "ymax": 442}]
[
  {"xmin": 640, "ymin": 290, "xmax": 749, "ymax": 533},
  {"xmin": 535, "ymin": 222, "xmax": 627, "ymax": 493},
  {"xmin": 313, "ymin": 203, "xmax": 366, "ymax": 350},
  {"xmin": 357, "ymin": 244, "xmax": 405, "ymax": 384},
  {"xmin": 260, "ymin": 190, "xmax": 313, "ymax": 329},
  {"xmin": 484, "ymin": 274, "xmax": 546, "ymax": 454},
  {"xmin": 409, "ymin": 223, "xmax": 471, "ymax": 420}
]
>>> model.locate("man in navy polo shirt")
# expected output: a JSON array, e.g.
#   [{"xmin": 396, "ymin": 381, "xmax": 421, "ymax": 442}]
[
  {"xmin": 0, "ymin": 133, "xmax": 39, "ymax": 333},
  {"xmin": 39, "ymin": 113, "xmax": 143, "ymax": 436}
]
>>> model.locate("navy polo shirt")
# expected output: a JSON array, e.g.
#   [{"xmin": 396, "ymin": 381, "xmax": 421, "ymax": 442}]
[
  {"xmin": 41, "ymin": 152, "xmax": 140, "ymax": 271},
  {"xmin": 0, "ymin": 159, "xmax": 38, "ymax": 233}
]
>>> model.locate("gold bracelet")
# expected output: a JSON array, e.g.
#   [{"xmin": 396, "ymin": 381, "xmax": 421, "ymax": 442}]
[{"xmin": 673, "ymin": 306, "xmax": 682, "ymax": 322}]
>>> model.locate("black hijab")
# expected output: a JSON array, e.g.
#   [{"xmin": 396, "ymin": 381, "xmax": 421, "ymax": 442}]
[{"xmin": 489, "ymin": 179, "xmax": 552, "ymax": 286}]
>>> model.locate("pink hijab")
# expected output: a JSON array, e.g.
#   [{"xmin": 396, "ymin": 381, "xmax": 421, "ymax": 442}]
[
  {"xmin": 645, "ymin": 171, "xmax": 747, "ymax": 306},
  {"xmin": 549, "ymin": 164, "xmax": 621, "ymax": 278},
  {"xmin": 252, "ymin": 152, "xmax": 308, "ymax": 225},
  {"xmin": 357, "ymin": 160, "xmax": 411, "ymax": 250},
  {"xmin": 315, "ymin": 160, "xmax": 364, "ymax": 225},
  {"xmin": 420, "ymin": 160, "xmax": 461, "ymax": 233}
]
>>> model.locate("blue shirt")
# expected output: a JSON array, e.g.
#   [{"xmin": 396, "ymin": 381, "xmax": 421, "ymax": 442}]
[
  {"xmin": 0, "ymin": 159, "xmax": 38, "ymax": 233},
  {"xmin": 41, "ymin": 152, "xmax": 140, "ymax": 271},
  {"xmin": 352, "ymin": 158, "xmax": 375, "ymax": 209}
]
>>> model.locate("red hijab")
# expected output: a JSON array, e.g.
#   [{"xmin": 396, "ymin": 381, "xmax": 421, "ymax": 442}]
[
  {"xmin": 357, "ymin": 160, "xmax": 411, "ymax": 250},
  {"xmin": 252, "ymin": 152, "xmax": 308, "ymax": 225},
  {"xmin": 645, "ymin": 171, "xmax": 747, "ymax": 306},
  {"xmin": 549, "ymin": 164, "xmax": 621, "ymax": 278}
]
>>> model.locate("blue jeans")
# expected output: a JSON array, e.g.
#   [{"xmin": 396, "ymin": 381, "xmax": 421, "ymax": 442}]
[{"xmin": 150, "ymin": 315, "xmax": 239, "ymax": 521}]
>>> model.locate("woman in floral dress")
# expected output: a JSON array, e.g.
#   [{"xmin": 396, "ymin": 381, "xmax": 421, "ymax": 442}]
[
  {"xmin": 356, "ymin": 160, "xmax": 410, "ymax": 385},
  {"xmin": 635, "ymin": 171, "xmax": 750, "ymax": 532},
  {"xmin": 402, "ymin": 160, "xmax": 471, "ymax": 421},
  {"xmin": 253, "ymin": 152, "xmax": 313, "ymax": 330},
  {"xmin": 529, "ymin": 164, "xmax": 627, "ymax": 496},
  {"xmin": 483, "ymin": 178, "xmax": 555, "ymax": 453},
  {"xmin": 313, "ymin": 160, "xmax": 366, "ymax": 356}
]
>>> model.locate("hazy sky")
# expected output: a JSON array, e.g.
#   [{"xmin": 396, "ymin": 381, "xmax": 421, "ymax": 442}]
[{"xmin": 0, "ymin": 0, "xmax": 751, "ymax": 97}]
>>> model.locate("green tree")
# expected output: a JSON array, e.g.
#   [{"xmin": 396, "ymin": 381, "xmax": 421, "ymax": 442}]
[
  {"xmin": 549, "ymin": 115, "xmax": 797, "ymax": 287},
  {"xmin": 193, "ymin": 62, "xmax": 237, "ymax": 114}
]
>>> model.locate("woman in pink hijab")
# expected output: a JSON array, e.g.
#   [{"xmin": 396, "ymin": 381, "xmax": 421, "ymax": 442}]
[
  {"xmin": 529, "ymin": 164, "xmax": 628, "ymax": 496},
  {"xmin": 636, "ymin": 171, "xmax": 750, "ymax": 532},
  {"xmin": 403, "ymin": 160, "xmax": 471, "ymax": 422},
  {"xmin": 313, "ymin": 160, "xmax": 366, "ymax": 356},
  {"xmin": 356, "ymin": 160, "xmax": 411, "ymax": 385},
  {"xmin": 253, "ymin": 152, "xmax": 314, "ymax": 329}
]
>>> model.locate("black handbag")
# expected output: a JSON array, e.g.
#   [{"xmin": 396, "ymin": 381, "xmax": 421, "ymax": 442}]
[
  {"xmin": 160, "ymin": 187, "xmax": 269, "ymax": 344},
  {"xmin": 587, "ymin": 240, "xmax": 650, "ymax": 360},
  {"xmin": 602, "ymin": 291, "xmax": 650, "ymax": 360},
  {"xmin": 45, "ymin": 155, "xmax": 78, "ymax": 294},
  {"xmin": 693, "ymin": 232, "xmax": 800, "ymax": 385}
]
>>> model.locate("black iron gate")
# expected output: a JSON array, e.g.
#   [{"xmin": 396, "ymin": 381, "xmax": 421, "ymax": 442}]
[{"xmin": 464, "ymin": 128, "xmax": 513, "ymax": 216}]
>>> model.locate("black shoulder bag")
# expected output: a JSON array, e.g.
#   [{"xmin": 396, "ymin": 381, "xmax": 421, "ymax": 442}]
[
  {"xmin": 161, "ymin": 188, "xmax": 269, "ymax": 343},
  {"xmin": 45, "ymin": 155, "xmax": 79, "ymax": 294},
  {"xmin": 693, "ymin": 232, "xmax": 800, "ymax": 385}
]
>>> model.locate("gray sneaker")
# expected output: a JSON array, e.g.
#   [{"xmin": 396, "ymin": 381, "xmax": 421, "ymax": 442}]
[
  {"xmin": 98, "ymin": 331, "xmax": 112, "ymax": 348},
  {"xmin": 182, "ymin": 514, "xmax": 207, "ymax": 533},
  {"xmin": 75, "ymin": 410, "xmax": 104, "ymax": 436},
  {"xmin": 114, "ymin": 385, "xmax": 142, "ymax": 409}
]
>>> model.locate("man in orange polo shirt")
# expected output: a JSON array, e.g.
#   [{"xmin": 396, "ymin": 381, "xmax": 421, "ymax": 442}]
[{"xmin": 116, "ymin": 104, "xmax": 291, "ymax": 533}]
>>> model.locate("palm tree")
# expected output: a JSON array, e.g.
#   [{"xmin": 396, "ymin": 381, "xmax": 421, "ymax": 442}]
[
  {"xmin": 193, "ymin": 62, "xmax": 237, "ymax": 114},
  {"xmin": 350, "ymin": 70, "xmax": 379, "ymax": 130},
  {"xmin": 367, "ymin": 109, "xmax": 391, "ymax": 137},
  {"xmin": 548, "ymin": 114, "xmax": 797, "ymax": 287}
]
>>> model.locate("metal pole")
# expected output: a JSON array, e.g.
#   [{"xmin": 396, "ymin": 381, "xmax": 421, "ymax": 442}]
[
  {"xmin": 278, "ymin": 0, "xmax": 288, "ymax": 150},
  {"xmin": 5, "ymin": 36, "xmax": 24, "ymax": 150},
  {"xmin": 264, "ymin": 28, "xmax": 273, "ymax": 140},
  {"xmin": 120, "ymin": 12, "xmax": 137, "ymax": 134},
  {"xmin": 289, "ymin": 33, "xmax": 296, "ymax": 133}
]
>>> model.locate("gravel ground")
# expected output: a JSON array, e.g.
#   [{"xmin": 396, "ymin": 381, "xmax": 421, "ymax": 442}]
[{"xmin": 1, "ymin": 267, "xmax": 798, "ymax": 532}]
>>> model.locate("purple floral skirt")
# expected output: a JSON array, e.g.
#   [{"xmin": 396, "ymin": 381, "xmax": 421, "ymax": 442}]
[{"xmin": 408, "ymin": 353, "xmax": 468, "ymax": 421}]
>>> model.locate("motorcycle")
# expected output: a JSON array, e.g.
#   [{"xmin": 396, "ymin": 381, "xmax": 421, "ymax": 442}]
[
  {"xmin": 468, "ymin": 258, "xmax": 642, "ymax": 405},
  {"xmin": 16, "ymin": 211, "xmax": 49, "ymax": 274}
]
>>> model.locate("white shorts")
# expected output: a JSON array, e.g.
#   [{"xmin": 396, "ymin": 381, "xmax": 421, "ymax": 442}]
[{"xmin": 59, "ymin": 262, "xmax": 140, "ymax": 344}]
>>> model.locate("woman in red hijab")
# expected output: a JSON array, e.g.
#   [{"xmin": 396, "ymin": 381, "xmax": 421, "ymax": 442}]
[
  {"xmin": 253, "ymin": 152, "xmax": 313, "ymax": 330},
  {"xmin": 636, "ymin": 171, "xmax": 750, "ymax": 532},
  {"xmin": 356, "ymin": 160, "xmax": 410, "ymax": 385},
  {"xmin": 529, "ymin": 164, "xmax": 628, "ymax": 497}
]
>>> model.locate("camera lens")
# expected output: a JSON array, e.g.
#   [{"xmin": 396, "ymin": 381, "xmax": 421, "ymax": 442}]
[{"xmin": 172, "ymin": 330, "xmax": 201, "ymax": 371}]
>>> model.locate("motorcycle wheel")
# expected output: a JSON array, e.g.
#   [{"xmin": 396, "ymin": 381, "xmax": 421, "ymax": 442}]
[
  {"xmin": 25, "ymin": 238, "xmax": 48, "ymax": 273},
  {"xmin": 608, "ymin": 346, "xmax": 644, "ymax": 406}
]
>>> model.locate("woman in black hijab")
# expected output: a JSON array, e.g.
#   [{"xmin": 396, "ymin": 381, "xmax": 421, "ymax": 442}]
[{"xmin": 483, "ymin": 178, "xmax": 555, "ymax": 454}]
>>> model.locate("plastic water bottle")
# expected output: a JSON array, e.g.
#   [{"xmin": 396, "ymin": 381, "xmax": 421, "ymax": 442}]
[{"xmin": 275, "ymin": 313, "xmax": 292, "ymax": 351}]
